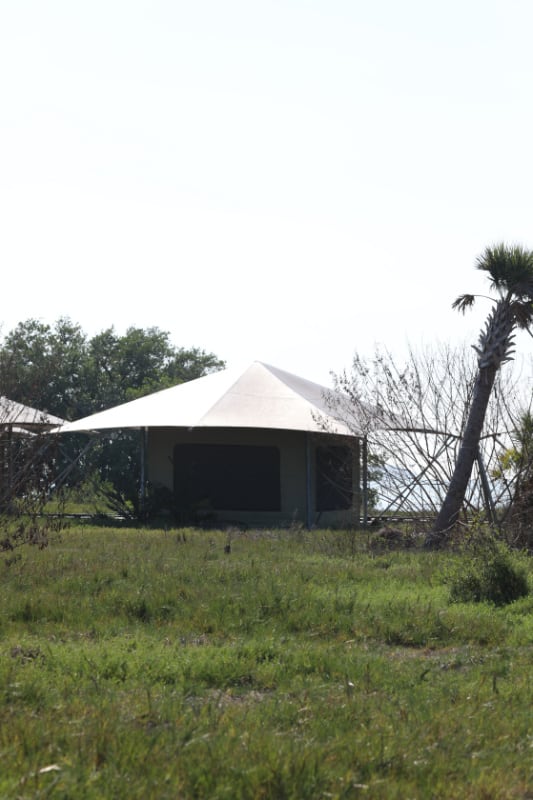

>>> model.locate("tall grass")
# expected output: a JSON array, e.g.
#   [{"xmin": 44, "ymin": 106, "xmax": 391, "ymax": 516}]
[{"xmin": 1, "ymin": 526, "xmax": 532, "ymax": 798}]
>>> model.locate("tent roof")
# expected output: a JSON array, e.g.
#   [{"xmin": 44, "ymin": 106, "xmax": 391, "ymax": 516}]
[
  {"xmin": 0, "ymin": 397, "xmax": 64, "ymax": 430},
  {"xmin": 59, "ymin": 361, "xmax": 360, "ymax": 437}
]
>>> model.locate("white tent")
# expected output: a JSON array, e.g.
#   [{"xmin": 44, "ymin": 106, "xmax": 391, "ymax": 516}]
[
  {"xmin": 0, "ymin": 397, "xmax": 64, "ymax": 432},
  {"xmin": 59, "ymin": 361, "xmax": 357, "ymax": 436},
  {"xmin": 60, "ymin": 362, "xmax": 364, "ymax": 527}
]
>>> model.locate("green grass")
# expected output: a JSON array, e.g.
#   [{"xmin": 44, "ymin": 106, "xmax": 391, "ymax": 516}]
[{"xmin": 1, "ymin": 526, "xmax": 533, "ymax": 798}]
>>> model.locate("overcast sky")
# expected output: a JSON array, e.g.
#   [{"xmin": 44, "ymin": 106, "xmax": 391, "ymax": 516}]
[{"xmin": 2, "ymin": 0, "xmax": 533, "ymax": 386}]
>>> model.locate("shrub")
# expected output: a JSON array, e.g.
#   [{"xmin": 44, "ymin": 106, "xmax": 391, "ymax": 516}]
[{"xmin": 448, "ymin": 538, "xmax": 529, "ymax": 606}]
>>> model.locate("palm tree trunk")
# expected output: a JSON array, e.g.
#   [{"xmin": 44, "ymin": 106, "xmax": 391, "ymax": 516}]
[{"xmin": 428, "ymin": 363, "xmax": 497, "ymax": 544}]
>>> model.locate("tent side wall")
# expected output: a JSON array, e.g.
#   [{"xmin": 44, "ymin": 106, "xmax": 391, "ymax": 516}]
[{"xmin": 147, "ymin": 427, "xmax": 360, "ymax": 527}]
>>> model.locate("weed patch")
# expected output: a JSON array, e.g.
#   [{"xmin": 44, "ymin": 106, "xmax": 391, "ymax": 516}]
[{"xmin": 447, "ymin": 538, "xmax": 530, "ymax": 606}]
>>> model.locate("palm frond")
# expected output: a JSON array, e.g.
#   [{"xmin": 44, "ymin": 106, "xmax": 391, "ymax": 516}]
[
  {"xmin": 476, "ymin": 243, "xmax": 533, "ymax": 294},
  {"xmin": 511, "ymin": 299, "xmax": 533, "ymax": 330},
  {"xmin": 452, "ymin": 294, "xmax": 476, "ymax": 314},
  {"xmin": 511, "ymin": 280, "xmax": 533, "ymax": 301}
]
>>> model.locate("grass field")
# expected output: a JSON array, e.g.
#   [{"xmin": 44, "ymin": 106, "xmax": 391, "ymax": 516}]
[{"xmin": 1, "ymin": 525, "xmax": 533, "ymax": 799}]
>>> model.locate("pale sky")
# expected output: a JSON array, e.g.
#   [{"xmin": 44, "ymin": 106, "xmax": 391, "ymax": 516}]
[{"xmin": 2, "ymin": 0, "xmax": 533, "ymax": 386}]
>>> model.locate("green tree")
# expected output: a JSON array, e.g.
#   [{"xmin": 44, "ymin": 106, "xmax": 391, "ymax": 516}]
[
  {"xmin": 0, "ymin": 318, "xmax": 87, "ymax": 420},
  {"xmin": 430, "ymin": 244, "xmax": 533, "ymax": 543},
  {"xmin": 82, "ymin": 326, "xmax": 224, "ymax": 412}
]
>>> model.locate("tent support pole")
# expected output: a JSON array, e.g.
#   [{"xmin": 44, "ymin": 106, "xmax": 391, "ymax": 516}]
[
  {"xmin": 476, "ymin": 445, "xmax": 496, "ymax": 526},
  {"xmin": 306, "ymin": 434, "xmax": 312, "ymax": 529},
  {"xmin": 362, "ymin": 435, "xmax": 368, "ymax": 528},
  {"xmin": 139, "ymin": 427, "xmax": 148, "ymax": 520}
]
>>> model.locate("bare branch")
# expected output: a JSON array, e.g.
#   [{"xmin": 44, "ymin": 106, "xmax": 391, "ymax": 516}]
[{"xmin": 325, "ymin": 343, "xmax": 526, "ymax": 521}]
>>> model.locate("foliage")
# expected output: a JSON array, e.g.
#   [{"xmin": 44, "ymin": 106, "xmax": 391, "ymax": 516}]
[
  {"xmin": 81, "ymin": 325, "xmax": 223, "ymax": 413},
  {"xmin": 446, "ymin": 532, "xmax": 529, "ymax": 606},
  {"xmin": 0, "ymin": 318, "xmax": 87, "ymax": 421},
  {"xmin": 492, "ymin": 409, "xmax": 533, "ymax": 548},
  {"xmin": 0, "ymin": 318, "xmax": 225, "ymax": 515},
  {"xmin": 1, "ymin": 526, "xmax": 533, "ymax": 798}
]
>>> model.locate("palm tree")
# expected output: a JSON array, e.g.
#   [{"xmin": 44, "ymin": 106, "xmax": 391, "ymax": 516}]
[{"xmin": 429, "ymin": 243, "xmax": 533, "ymax": 544}]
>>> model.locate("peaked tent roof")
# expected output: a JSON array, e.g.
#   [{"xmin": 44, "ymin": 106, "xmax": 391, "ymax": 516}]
[
  {"xmin": 0, "ymin": 397, "xmax": 64, "ymax": 431},
  {"xmin": 59, "ymin": 362, "xmax": 359, "ymax": 437}
]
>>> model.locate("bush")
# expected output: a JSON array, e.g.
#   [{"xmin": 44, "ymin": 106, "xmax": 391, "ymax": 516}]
[{"xmin": 448, "ymin": 539, "xmax": 529, "ymax": 606}]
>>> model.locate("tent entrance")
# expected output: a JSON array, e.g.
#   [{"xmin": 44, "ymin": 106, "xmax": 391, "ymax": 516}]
[
  {"xmin": 173, "ymin": 443, "xmax": 281, "ymax": 517},
  {"xmin": 315, "ymin": 445, "xmax": 353, "ymax": 511}
]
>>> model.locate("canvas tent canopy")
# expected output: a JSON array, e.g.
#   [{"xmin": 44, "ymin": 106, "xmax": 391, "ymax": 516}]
[
  {"xmin": 59, "ymin": 362, "xmax": 365, "ymax": 527},
  {"xmin": 59, "ymin": 362, "xmax": 357, "ymax": 435}
]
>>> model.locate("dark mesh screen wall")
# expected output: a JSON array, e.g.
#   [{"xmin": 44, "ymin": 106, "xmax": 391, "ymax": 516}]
[
  {"xmin": 316, "ymin": 445, "xmax": 353, "ymax": 511},
  {"xmin": 174, "ymin": 444, "xmax": 281, "ymax": 512}
]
